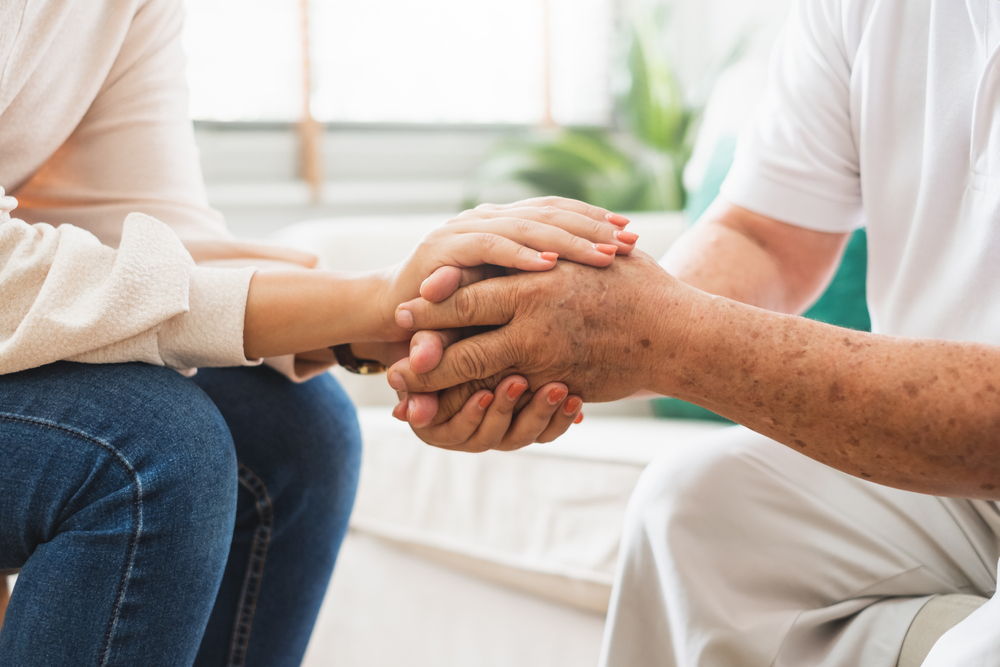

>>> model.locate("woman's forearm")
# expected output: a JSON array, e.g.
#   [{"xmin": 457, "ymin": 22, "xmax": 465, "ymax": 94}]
[{"xmin": 243, "ymin": 269, "xmax": 392, "ymax": 359}]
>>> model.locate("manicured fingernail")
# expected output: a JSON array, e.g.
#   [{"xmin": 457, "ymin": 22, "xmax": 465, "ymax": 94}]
[
  {"xmin": 479, "ymin": 393, "xmax": 495, "ymax": 410},
  {"xmin": 564, "ymin": 397, "xmax": 582, "ymax": 415},
  {"xmin": 547, "ymin": 388, "xmax": 568, "ymax": 405},
  {"xmin": 606, "ymin": 213, "xmax": 630, "ymax": 227},
  {"xmin": 593, "ymin": 243, "xmax": 617, "ymax": 256},
  {"xmin": 574, "ymin": 412, "xmax": 584, "ymax": 424},
  {"xmin": 615, "ymin": 230, "xmax": 639, "ymax": 244},
  {"xmin": 507, "ymin": 382, "xmax": 528, "ymax": 400},
  {"xmin": 388, "ymin": 371, "xmax": 406, "ymax": 391},
  {"xmin": 539, "ymin": 251, "xmax": 559, "ymax": 262},
  {"xmin": 395, "ymin": 308, "xmax": 414, "ymax": 329}
]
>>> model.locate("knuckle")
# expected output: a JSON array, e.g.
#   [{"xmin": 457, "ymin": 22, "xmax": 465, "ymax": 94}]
[
  {"xmin": 478, "ymin": 232, "xmax": 504, "ymax": 253},
  {"xmin": 454, "ymin": 288, "xmax": 479, "ymax": 322},
  {"xmin": 455, "ymin": 341, "xmax": 489, "ymax": 379},
  {"xmin": 513, "ymin": 217, "xmax": 536, "ymax": 237},
  {"xmin": 498, "ymin": 333, "xmax": 523, "ymax": 367},
  {"xmin": 591, "ymin": 220, "xmax": 609, "ymax": 239}
]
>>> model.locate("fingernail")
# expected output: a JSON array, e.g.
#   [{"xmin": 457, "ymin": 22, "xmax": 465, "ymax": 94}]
[
  {"xmin": 479, "ymin": 393, "xmax": 495, "ymax": 410},
  {"xmin": 388, "ymin": 371, "xmax": 406, "ymax": 391},
  {"xmin": 615, "ymin": 230, "xmax": 639, "ymax": 244},
  {"xmin": 395, "ymin": 308, "xmax": 414, "ymax": 329},
  {"xmin": 547, "ymin": 387, "xmax": 568, "ymax": 405},
  {"xmin": 564, "ymin": 396, "xmax": 582, "ymax": 415},
  {"xmin": 507, "ymin": 382, "xmax": 528, "ymax": 401},
  {"xmin": 574, "ymin": 412, "xmax": 584, "ymax": 424},
  {"xmin": 406, "ymin": 399, "xmax": 415, "ymax": 422},
  {"xmin": 539, "ymin": 251, "xmax": 559, "ymax": 262},
  {"xmin": 606, "ymin": 213, "xmax": 630, "ymax": 227},
  {"xmin": 593, "ymin": 243, "xmax": 617, "ymax": 256}
]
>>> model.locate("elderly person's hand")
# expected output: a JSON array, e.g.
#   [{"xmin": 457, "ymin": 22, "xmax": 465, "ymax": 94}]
[
  {"xmin": 385, "ymin": 250, "xmax": 691, "ymax": 451},
  {"xmin": 362, "ymin": 197, "xmax": 635, "ymax": 451}
]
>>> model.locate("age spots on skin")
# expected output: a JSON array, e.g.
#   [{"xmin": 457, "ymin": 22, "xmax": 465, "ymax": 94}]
[
  {"xmin": 982, "ymin": 483, "xmax": 997, "ymax": 492},
  {"xmin": 640, "ymin": 339, "xmax": 652, "ymax": 348},
  {"xmin": 828, "ymin": 382, "xmax": 846, "ymax": 403},
  {"xmin": 903, "ymin": 382, "xmax": 919, "ymax": 399},
  {"xmin": 794, "ymin": 439, "xmax": 808, "ymax": 449}
]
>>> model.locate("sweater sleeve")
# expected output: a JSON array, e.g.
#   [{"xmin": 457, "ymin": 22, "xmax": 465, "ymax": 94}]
[
  {"xmin": 0, "ymin": 198, "xmax": 258, "ymax": 375},
  {"xmin": 4, "ymin": 0, "xmax": 326, "ymax": 380}
]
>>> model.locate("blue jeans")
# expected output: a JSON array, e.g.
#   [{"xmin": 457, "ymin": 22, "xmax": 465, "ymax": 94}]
[{"xmin": 0, "ymin": 361, "xmax": 361, "ymax": 667}]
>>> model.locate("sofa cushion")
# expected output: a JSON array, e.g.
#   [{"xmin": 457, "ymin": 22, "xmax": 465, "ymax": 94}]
[{"xmin": 350, "ymin": 407, "xmax": 728, "ymax": 612}]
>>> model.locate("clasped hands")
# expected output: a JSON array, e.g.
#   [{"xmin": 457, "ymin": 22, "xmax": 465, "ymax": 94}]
[{"xmin": 376, "ymin": 198, "xmax": 680, "ymax": 453}]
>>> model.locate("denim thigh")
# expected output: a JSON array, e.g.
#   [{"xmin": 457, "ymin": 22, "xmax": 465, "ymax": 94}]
[{"xmin": 0, "ymin": 362, "xmax": 238, "ymax": 667}]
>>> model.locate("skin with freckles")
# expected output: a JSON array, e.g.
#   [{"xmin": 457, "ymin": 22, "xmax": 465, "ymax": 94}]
[{"xmin": 389, "ymin": 199, "xmax": 1000, "ymax": 499}]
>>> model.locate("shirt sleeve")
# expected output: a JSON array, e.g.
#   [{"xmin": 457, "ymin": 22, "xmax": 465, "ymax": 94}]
[{"xmin": 720, "ymin": 0, "xmax": 865, "ymax": 233}]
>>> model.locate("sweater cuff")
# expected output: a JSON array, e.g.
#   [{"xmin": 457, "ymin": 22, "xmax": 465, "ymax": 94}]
[{"xmin": 158, "ymin": 264, "xmax": 260, "ymax": 369}]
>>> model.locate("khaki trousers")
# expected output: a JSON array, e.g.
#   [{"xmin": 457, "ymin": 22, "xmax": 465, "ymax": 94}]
[{"xmin": 600, "ymin": 427, "xmax": 1000, "ymax": 666}]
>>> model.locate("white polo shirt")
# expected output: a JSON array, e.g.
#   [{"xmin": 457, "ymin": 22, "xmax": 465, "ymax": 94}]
[{"xmin": 722, "ymin": 0, "xmax": 1000, "ymax": 345}]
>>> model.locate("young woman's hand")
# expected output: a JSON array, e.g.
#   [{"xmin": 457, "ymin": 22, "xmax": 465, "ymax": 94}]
[
  {"xmin": 373, "ymin": 197, "xmax": 636, "ymax": 342},
  {"xmin": 392, "ymin": 374, "xmax": 584, "ymax": 452},
  {"xmin": 387, "ymin": 328, "xmax": 585, "ymax": 452},
  {"xmin": 242, "ymin": 198, "xmax": 634, "ymax": 363}
]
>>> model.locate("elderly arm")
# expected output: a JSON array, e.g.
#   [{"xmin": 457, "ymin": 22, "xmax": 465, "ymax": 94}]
[
  {"xmin": 388, "ymin": 201, "xmax": 1000, "ymax": 499},
  {"xmin": 663, "ymin": 199, "xmax": 850, "ymax": 313}
]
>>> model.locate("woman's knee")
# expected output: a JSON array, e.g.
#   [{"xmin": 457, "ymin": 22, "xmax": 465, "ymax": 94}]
[
  {"xmin": 102, "ymin": 366, "xmax": 239, "ymax": 560},
  {"xmin": 0, "ymin": 362, "xmax": 239, "ymax": 571}
]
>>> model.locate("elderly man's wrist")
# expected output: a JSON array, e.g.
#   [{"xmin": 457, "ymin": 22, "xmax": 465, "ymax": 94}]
[{"xmin": 643, "ymin": 282, "xmax": 712, "ymax": 397}]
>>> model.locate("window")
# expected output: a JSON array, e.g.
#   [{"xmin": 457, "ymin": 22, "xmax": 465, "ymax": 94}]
[{"xmin": 182, "ymin": 0, "xmax": 615, "ymax": 126}]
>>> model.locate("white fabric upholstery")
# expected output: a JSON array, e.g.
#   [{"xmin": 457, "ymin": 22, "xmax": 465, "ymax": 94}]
[{"xmin": 351, "ymin": 407, "xmax": 727, "ymax": 612}]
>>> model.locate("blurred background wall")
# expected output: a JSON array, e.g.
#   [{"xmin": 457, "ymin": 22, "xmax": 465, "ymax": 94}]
[{"xmin": 184, "ymin": 0, "xmax": 793, "ymax": 237}]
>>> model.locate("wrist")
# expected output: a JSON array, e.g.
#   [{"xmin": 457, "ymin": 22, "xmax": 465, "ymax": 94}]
[
  {"xmin": 244, "ymin": 269, "xmax": 389, "ymax": 358},
  {"xmin": 642, "ymin": 281, "xmax": 713, "ymax": 398}
]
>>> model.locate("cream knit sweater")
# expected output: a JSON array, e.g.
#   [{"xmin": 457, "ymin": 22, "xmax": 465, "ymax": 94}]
[{"xmin": 1, "ymin": 0, "xmax": 327, "ymax": 380}]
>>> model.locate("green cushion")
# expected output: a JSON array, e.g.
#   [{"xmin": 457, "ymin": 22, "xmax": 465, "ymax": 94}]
[{"xmin": 653, "ymin": 136, "xmax": 870, "ymax": 422}]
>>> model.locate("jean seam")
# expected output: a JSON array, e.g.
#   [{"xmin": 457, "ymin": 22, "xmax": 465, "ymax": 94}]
[
  {"xmin": 227, "ymin": 463, "xmax": 274, "ymax": 667},
  {"xmin": 0, "ymin": 412, "xmax": 143, "ymax": 667}
]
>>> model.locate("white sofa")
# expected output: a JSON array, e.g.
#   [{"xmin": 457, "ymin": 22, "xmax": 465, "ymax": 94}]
[{"xmin": 271, "ymin": 214, "xmax": 732, "ymax": 667}]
